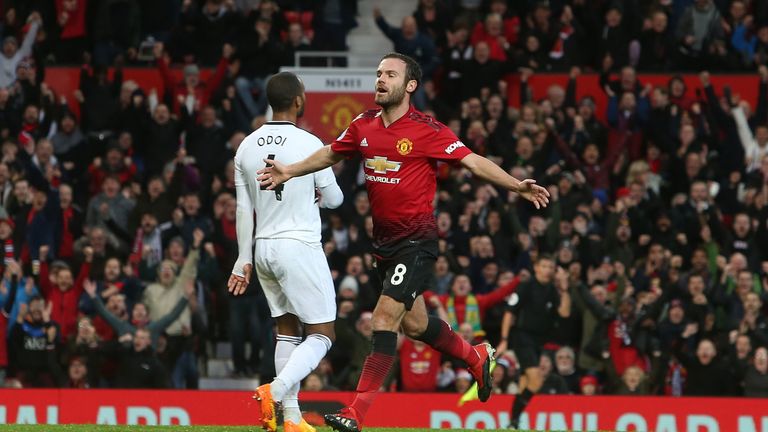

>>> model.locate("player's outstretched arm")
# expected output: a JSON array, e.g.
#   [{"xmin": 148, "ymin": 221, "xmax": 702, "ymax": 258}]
[
  {"xmin": 258, "ymin": 146, "xmax": 344, "ymax": 190},
  {"xmin": 460, "ymin": 153, "xmax": 550, "ymax": 209}
]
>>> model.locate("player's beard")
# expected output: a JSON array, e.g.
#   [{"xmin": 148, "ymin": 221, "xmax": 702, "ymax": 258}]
[{"xmin": 375, "ymin": 82, "xmax": 407, "ymax": 110}]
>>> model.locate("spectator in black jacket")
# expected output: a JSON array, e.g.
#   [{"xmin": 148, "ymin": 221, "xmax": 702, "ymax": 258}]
[
  {"xmin": 639, "ymin": 10, "xmax": 674, "ymax": 71},
  {"xmin": 234, "ymin": 15, "xmax": 283, "ymax": 119},
  {"xmin": 184, "ymin": 106, "xmax": 228, "ymax": 188},
  {"xmin": 186, "ymin": 0, "xmax": 241, "ymax": 66},
  {"xmin": 76, "ymin": 63, "xmax": 122, "ymax": 134},
  {"xmin": 112, "ymin": 327, "xmax": 169, "ymax": 388},
  {"xmin": 675, "ymin": 334, "xmax": 732, "ymax": 395},
  {"xmin": 9, "ymin": 296, "xmax": 63, "ymax": 387},
  {"xmin": 744, "ymin": 346, "xmax": 768, "ymax": 397},
  {"xmin": 139, "ymin": 104, "xmax": 181, "ymax": 178},
  {"xmin": 460, "ymin": 41, "xmax": 505, "ymax": 101},
  {"xmin": 598, "ymin": 6, "xmax": 631, "ymax": 70}
]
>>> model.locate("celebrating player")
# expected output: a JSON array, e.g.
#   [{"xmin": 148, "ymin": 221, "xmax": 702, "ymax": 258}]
[
  {"xmin": 258, "ymin": 53, "xmax": 549, "ymax": 432},
  {"xmin": 227, "ymin": 72, "xmax": 344, "ymax": 432}
]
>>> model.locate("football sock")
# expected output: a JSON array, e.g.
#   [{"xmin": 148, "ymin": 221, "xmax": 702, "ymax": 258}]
[
  {"xmin": 511, "ymin": 388, "xmax": 534, "ymax": 425},
  {"xmin": 274, "ymin": 335, "xmax": 302, "ymax": 424},
  {"xmin": 416, "ymin": 317, "xmax": 481, "ymax": 368},
  {"xmin": 271, "ymin": 333, "xmax": 332, "ymax": 405},
  {"xmin": 349, "ymin": 330, "xmax": 397, "ymax": 422}
]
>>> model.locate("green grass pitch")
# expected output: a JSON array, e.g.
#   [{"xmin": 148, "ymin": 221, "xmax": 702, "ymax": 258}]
[{"xmin": 0, "ymin": 427, "xmax": 509, "ymax": 432}]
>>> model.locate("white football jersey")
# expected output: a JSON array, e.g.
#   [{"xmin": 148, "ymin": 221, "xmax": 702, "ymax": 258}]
[{"xmin": 234, "ymin": 121, "xmax": 337, "ymax": 244}]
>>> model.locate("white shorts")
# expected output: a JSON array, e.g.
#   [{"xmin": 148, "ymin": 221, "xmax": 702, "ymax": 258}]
[{"xmin": 254, "ymin": 238, "xmax": 336, "ymax": 324}]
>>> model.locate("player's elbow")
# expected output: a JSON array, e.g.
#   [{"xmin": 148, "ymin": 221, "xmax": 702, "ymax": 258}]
[
  {"xmin": 460, "ymin": 153, "xmax": 481, "ymax": 172},
  {"xmin": 320, "ymin": 185, "xmax": 344, "ymax": 209}
]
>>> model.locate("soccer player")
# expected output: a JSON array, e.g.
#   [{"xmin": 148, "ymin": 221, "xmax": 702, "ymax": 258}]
[
  {"xmin": 258, "ymin": 53, "xmax": 549, "ymax": 432},
  {"xmin": 227, "ymin": 72, "xmax": 343, "ymax": 432}
]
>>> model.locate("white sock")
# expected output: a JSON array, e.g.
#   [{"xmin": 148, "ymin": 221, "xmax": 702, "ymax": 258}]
[
  {"xmin": 271, "ymin": 333, "xmax": 332, "ymax": 404},
  {"xmin": 273, "ymin": 335, "xmax": 302, "ymax": 424},
  {"xmin": 274, "ymin": 335, "xmax": 302, "ymax": 374},
  {"xmin": 282, "ymin": 395, "xmax": 301, "ymax": 424}
]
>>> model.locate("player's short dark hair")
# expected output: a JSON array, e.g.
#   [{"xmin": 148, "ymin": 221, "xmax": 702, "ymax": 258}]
[
  {"xmin": 381, "ymin": 52, "xmax": 422, "ymax": 88},
  {"xmin": 266, "ymin": 72, "xmax": 304, "ymax": 113}
]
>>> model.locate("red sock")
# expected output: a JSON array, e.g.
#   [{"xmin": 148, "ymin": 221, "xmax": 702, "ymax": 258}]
[
  {"xmin": 349, "ymin": 351, "xmax": 395, "ymax": 422},
  {"xmin": 423, "ymin": 318, "xmax": 481, "ymax": 368},
  {"xmin": 349, "ymin": 331, "xmax": 397, "ymax": 423}
]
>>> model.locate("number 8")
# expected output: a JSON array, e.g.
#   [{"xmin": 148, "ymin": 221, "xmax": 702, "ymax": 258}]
[{"xmin": 391, "ymin": 264, "xmax": 407, "ymax": 285}]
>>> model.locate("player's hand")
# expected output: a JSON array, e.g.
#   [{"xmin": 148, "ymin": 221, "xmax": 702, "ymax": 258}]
[
  {"xmin": 515, "ymin": 179, "xmax": 550, "ymax": 209},
  {"xmin": 228, "ymin": 263, "xmax": 252, "ymax": 296},
  {"xmin": 257, "ymin": 158, "xmax": 290, "ymax": 190}
]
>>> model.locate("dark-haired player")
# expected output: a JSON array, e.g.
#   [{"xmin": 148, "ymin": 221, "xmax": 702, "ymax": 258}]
[
  {"xmin": 228, "ymin": 71, "xmax": 343, "ymax": 432},
  {"xmin": 258, "ymin": 53, "xmax": 550, "ymax": 432}
]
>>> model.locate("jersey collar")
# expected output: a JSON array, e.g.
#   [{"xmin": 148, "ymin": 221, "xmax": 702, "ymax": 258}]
[{"xmin": 380, "ymin": 105, "xmax": 415, "ymax": 129}]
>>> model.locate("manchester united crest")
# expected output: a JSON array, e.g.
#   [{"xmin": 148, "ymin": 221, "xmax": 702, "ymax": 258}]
[{"xmin": 396, "ymin": 138, "xmax": 413, "ymax": 156}]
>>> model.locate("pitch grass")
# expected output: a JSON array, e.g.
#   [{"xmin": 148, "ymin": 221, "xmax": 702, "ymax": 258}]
[
  {"xmin": 0, "ymin": 427, "xmax": 547, "ymax": 432},
  {"xmin": 0, "ymin": 426, "xmax": 622, "ymax": 431}
]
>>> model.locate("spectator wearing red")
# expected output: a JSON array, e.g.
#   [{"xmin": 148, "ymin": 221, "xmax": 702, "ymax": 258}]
[
  {"xmin": 470, "ymin": 13, "xmax": 511, "ymax": 62},
  {"xmin": 54, "ymin": 0, "xmax": 88, "ymax": 63},
  {"xmin": 38, "ymin": 244, "xmax": 93, "ymax": 339},
  {"xmin": 605, "ymin": 85, "xmax": 650, "ymax": 161},
  {"xmin": 56, "ymin": 184, "xmax": 84, "ymax": 261},
  {"xmin": 92, "ymin": 293, "xmax": 126, "ymax": 342},
  {"xmin": 607, "ymin": 297, "xmax": 647, "ymax": 377},
  {"xmin": 553, "ymin": 133, "xmax": 622, "ymax": 193},
  {"xmin": 424, "ymin": 274, "xmax": 519, "ymax": 339},
  {"xmin": 17, "ymin": 105, "xmax": 47, "ymax": 156},
  {"xmin": 399, "ymin": 339, "xmax": 441, "ymax": 392},
  {"xmin": 668, "ymin": 76, "xmax": 696, "ymax": 111},
  {"xmin": 0, "ymin": 217, "xmax": 14, "ymax": 267},
  {"xmin": 154, "ymin": 42, "xmax": 231, "ymax": 117},
  {"xmin": 80, "ymin": 257, "xmax": 142, "ymax": 316},
  {"xmin": 86, "ymin": 146, "xmax": 137, "ymax": 197}
]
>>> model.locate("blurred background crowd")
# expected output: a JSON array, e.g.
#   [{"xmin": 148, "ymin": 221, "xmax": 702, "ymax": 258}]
[{"xmin": 0, "ymin": 0, "xmax": 766, "ymax": 399}]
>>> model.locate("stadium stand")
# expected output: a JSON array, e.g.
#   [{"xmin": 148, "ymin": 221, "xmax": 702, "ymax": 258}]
[{"xmin": 0, "ymin": 0, "xmax": 766, "ymax": 400}]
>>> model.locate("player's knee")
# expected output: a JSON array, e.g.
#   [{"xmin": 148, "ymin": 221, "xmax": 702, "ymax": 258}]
[
  {"xmin": 402, "ymin": 325, "xmax": 421, "ymax": 339},
  {"xmin": 371, "ymin": 314, "xmax": 399, "ymax": 332},
  {"xmin": 318, "ymin": 327, "xmax": 336, "ymax": 344},
  {"xmin": 526, "ymin": 368, "xmax": 544, "ymax": 390},
  {"xmin": 275, "ymin": 314, "xmax": 302, "ymax": 336},
  {"xmin": 306, "ymin": 322, "xmax": 336, "ymax": 343},
  {"xmin": 401, "ymin": 317, "xmax": 425, "ymax": 339}
]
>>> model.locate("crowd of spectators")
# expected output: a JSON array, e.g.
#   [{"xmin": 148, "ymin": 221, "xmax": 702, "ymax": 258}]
[{"xmin": 0, "ymin": 0, "xmax": 765, "ymax": 400}]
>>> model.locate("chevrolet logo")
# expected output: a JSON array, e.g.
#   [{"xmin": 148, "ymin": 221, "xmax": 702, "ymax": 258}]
[{"xmin": 365, "ymin": 156, "xmax": 401, "ymax": 174}]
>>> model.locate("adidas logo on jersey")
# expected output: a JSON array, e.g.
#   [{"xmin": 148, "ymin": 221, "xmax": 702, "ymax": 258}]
[{"xmin": 360, "ymin": 138, "xmax": 368, "ymax": 147}]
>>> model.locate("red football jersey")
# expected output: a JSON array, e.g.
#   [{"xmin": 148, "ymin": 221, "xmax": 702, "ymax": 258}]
[
  {"xmin": 399, "ymin": 339, "xmax": 441, "ymax": 392},
  {"xmin": 331, "ymin": 106, "xmax": 472, "ymax": 251}
]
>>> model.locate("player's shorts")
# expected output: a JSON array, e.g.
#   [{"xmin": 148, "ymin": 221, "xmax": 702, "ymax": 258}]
[
  {"xmin": 254, "ymin": 238, "xmax": 336, "ymax": 324},
  {"xmin": 508, "ymin": 330, "xmax": 546, "ymax": 371},
  {"xmin": 375, "ymin": 238, "xmax": 438, "ymax": 310}
]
